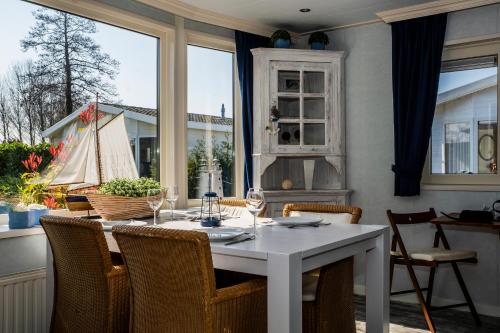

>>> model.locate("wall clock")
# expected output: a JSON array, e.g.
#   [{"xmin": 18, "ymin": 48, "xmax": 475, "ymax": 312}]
[{"xmin": 478, "ymin": 134, "xmax": 495, "ymax": 161}]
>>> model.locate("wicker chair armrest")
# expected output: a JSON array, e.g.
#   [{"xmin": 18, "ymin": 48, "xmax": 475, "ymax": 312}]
[
  {"xmin": 211, "ymin": 279, "xmax": 267, "ymax": 333},
  {"xmin": 107, "ymin": 265, "xmax": 130, "ymax": 333},
  {"xmin": 211, "ymin": 279, "xmax": 266, "ymax": 304}
]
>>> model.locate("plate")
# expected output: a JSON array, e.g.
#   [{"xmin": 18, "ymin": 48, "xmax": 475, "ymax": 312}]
[
  {"xmin": 272, "ymin": 216, "xmax": 323, "ymax": 226},
  {"xmin": 200, "ymin": 228, "xmax": 245, "ymax": 241},
  {"xmin": 101, "ymin": 220, "xmax": 147, "ymax": 231},
  {"xmin": 184, "ymin": 208, "xmax": 229, "ymax": 218}
]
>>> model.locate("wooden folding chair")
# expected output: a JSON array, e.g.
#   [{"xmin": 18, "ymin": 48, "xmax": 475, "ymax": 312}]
[{"xmin": 387, "ymin": 208, "xmax": 481, "ymax": 333}]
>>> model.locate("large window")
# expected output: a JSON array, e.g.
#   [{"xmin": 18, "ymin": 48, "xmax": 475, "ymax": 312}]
[
  {"xmin": 187, "ymin": 44, "xmax": 235, "ymax": 199},
  {"xmin": 0, "ymin": 0, "xmax": 159, "ymax": 207},
  {"xmin": 424, "ymin": 41, "xmax": 500, "ymax": 188}
]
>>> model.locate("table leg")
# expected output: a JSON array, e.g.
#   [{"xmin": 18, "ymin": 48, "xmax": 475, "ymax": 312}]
[
  {"xmin": 267, "ymin": 252, "xmax": 302, "ymax": 333},
  {"xmin": 366, "ymin": 229, "xmax": 390, "ymax": 333}
]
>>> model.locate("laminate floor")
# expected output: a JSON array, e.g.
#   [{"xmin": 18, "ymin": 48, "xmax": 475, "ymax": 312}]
[{"xmin": 355, "ymin": 296, "xmax": 500, "ymax": 333}]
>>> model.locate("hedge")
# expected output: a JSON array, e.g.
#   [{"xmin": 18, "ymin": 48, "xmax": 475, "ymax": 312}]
[{"xmin": 0, "ymin": 141, "xmax": 52, "ymax": 178}]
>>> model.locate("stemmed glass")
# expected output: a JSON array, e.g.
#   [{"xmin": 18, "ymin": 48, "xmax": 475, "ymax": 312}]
[
  {"xmin": 166, "ymin": 185, "xmax": 179, "ymax": 220},
  {"xmin": 147, "ymin": 188, "xmax": 166, "ymax": 225},
  {"xmin": 245, "ymin": 188, "xmax": 265, "ymax": 236}
]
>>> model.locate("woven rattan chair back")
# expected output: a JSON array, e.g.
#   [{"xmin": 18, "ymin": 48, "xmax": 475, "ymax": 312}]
[
  {"xmin": 112, "ymin": 226, "xmax": 217, "ymax": 332},
  {"xmin": 219, "ymin": 198, "xmax": 267, "ymax": 217},
  {"xmin": 40, "ymin": 215, "xmax": 115, "ymax": 333},
  {"xmin": 283, "ymin": 203, "xmax": 362, "ymax": 224}
]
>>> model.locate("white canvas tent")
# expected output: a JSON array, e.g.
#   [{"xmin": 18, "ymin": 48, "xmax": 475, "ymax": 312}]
[{"xmin": 40, "ymin": 112, "xmax": 138, "ymax": 189}]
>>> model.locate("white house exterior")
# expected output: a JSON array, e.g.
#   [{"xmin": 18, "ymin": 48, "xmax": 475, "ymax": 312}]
[
  {"xmin": 431, "ymin": 75, "xmax": 497, "ymax": 174},
  {"xmin": 42, "ymin": 103, "xmax": 233, "ymax": 177}
]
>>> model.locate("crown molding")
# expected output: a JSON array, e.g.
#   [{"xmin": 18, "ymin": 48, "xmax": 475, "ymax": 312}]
[
  {"xmin": 137, "ymin": 0, "xmax": 281, "ymax": 37},
  {"xmin": 376, "ymin": 0, "xmax": 500, "ymax": 23}
]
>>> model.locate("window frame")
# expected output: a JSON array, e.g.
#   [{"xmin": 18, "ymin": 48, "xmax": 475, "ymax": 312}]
[
  {"xmin": 422, "ymin": 39, "xmax": 500, "ymax": 190},
  {"xmin": 185, "ymin": 31, "xmax": 244, "ymax": 206},
  {"xmin": 25, "ymin": 1, "xmax": 245, "ymax": 206}
]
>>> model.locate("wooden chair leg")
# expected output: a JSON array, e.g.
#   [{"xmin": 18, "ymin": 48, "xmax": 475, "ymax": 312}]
[
  {"xmin": 451, "ymin": 262, "xmax": 481, "ymax": 326},
  {"xmin": 426, "ymin": 267, "xmax": 436, "ymax": 308},
  {"xmin": 389, "ymin": 256, "xmax": 395, "ymax": 291},
  {"xmin": 404, "ymin": 262, "xmax": 437, "ymax": 333}
]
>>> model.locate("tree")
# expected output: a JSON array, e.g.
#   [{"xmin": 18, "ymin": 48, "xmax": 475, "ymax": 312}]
[
  {"xmin": 0, "ymin": 80, "xmax": 10, "ymax": 142},
  {"xmin": 21, "ymin": 8, "xmax": 119, "ymax": 117}
]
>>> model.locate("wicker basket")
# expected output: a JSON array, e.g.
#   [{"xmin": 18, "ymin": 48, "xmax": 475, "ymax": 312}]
[{"xmin": 86, "ymin": 193, "xmax": 154, "ymax": 221}]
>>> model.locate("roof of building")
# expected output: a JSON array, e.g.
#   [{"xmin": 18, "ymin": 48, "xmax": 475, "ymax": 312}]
[
  {"xmin": 102, "ymin": 103, "xmax": 233, "ymax": 126},
  {"xmin": 436, "ymin": 74, "xmax": 497, "ymax": 105},
  {"xmin": 42, "ymin": 102, "xmax": 233, "ymax": 138}
]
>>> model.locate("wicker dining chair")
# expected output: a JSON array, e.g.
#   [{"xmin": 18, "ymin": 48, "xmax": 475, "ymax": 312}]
[
  {"xmin": 219, "ymin": 198, "xmax": 267, "ymax": 218},
  {"xmin": 283, "ymin": 203, "xmax": 362, "ymax": 333},
  {"xmin": 40, "ymin": 215, "xmax": 129, "ymax": 333},
  {"xmin": 112, "ymin": 225, "xmax": 267, "ymax": 333}
]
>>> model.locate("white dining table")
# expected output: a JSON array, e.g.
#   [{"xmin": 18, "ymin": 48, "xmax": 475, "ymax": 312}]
[{"xmin": 47, "ymin": 214, "xmax": 390, "ymax": 333}]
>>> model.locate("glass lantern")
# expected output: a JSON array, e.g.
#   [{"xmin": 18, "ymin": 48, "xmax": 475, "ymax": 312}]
[{"xmin": 200, "ymin": 191, "xmax": 221, "ymax": 227}]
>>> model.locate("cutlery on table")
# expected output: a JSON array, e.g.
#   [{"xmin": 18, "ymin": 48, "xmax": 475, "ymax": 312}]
[{"xmin": 224, "ymin": 235, "xmax": 255, "ymax": 246}]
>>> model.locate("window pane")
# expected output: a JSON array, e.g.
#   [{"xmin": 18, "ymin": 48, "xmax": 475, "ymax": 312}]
[
  {"xmin": 303, "ymin": 123, "xmax": 325, "ymax": 145},
  {"xmin": 431, "ymin": 58, "xmax": 497, "ymax": 174},
  {"xmin": 303, "ymin": 71, "xmax": 324, "ymax": 93},
  {"xmin": 0, "ymin": 0, "xmax": 158, "ymax": 207},
  {"xmin": 187, "ymin": 45, "xmax": 234, "ymax": 199},
  {"xmin": 278, "ymin": 71, "xmax": 300, "ymax": 93},
  {"xmin": 278, "ymin": 123, "xmax": 300, "ymax": 145}
]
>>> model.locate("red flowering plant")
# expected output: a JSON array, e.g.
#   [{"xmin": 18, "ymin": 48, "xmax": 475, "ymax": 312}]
[
  {"xmin": 79, "ymin": 103, "xmax": 104, "ymax": 125},
  {"xmin": 21, "ymin": 152, "xmax": 43, "ymax": 172},
  {"xmin": 43, "ymin": 196, "xmax": 60, "ymax": 209}
]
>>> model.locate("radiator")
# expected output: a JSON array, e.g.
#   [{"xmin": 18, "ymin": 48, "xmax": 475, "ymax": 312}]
[{"xmin": 0, "ymin": 269, "xmax": 47, "ymax": 333}]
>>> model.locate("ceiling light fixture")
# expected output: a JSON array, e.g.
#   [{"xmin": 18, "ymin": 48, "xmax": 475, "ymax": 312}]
[{"xmin": 299, "ymin": 8, "xmax": 311, "ymax": 13}]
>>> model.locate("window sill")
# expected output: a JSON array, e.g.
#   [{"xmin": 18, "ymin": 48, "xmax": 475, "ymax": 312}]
[{"xmin": 421, "ymin": 184, "xmax": 500, "ymax": 191}]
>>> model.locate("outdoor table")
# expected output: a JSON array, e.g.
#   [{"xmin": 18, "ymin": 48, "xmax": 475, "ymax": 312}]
[{"xmin": 48, "ymin": 213, "xmax": 390, "ymax": 333}]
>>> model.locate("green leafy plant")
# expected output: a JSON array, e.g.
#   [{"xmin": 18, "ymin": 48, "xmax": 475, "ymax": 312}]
[
  {"xmin": 98, "ymin": 177, "xmax": 161, "ymax": 197},
  {"xmin": 270, "ymin": 30, "xmax": 291, "ymax": 43},
  {"xmin": 308, "ymin": 31, "xmax": 329, "ymax": 45}
]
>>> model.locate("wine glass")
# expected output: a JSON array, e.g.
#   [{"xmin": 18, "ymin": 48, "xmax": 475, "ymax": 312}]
[
  {"xmin": 245, "ymin": 188, "xmax": 265, "ymax": 236},
  {"xmin": 147, "ymin": 188, "xmax": 166, "ymax": 225},
  {"xmin": 166, "ymin": 185, "xmax": 179, "ymax": 220}
]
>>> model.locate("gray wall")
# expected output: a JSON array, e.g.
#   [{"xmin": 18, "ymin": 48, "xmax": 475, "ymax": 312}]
[
  {"xmin": 297, "ymin": 4, "xmax": 500, "ymax": 316},
  {"xmin": 0, "ymin": 235, "xmax": 46, "ymax": 277}
]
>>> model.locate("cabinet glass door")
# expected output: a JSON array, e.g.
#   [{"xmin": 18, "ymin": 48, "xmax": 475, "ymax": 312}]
[{"xmin": 270, "ymin": 61, "xmax": 330, "ymax": 152}]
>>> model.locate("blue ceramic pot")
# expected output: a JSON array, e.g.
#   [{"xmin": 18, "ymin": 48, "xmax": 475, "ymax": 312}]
[
  {"xmin": 30, "ymin": 209, "xmax": 49, "ymax": 226},
  {"xmin": 0, "ymin": 202, "xmax": 10, "ymax": 214},
  {"xmin": 310, "ymin": 42, "xmax": 326, "ymax": 50},
  {"xmin": 274, "ymin": 39, "xmax": 290, "ymax": 48},
  {"xmin": 8, "ymin": 211, "xmax": 34, "ymax": 229}
]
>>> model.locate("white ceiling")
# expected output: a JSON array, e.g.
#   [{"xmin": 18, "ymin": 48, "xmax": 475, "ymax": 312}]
[{"xmin": 179, "ymin": 0, "xmax": 434, "ymax": 33}]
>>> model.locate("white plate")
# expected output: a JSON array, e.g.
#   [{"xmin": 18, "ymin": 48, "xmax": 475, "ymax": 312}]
[
  {"xmin": 101, "ymin": 220, "xmax": 147, "ymax": 231},
  {"xmin": 272, "ymin": 216, "xmax": 323, "ymax": 226},
  {"xmin": 199, "ymin": 228, "xmax": 245, "ymax": 241},
  {"xmin": 184, "ymin": 208, "xmax": 229, "ymax": 218}
]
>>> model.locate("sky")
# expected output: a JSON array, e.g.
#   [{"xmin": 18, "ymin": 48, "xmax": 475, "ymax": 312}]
[
  {"xmin": 0, "ymin": 0, "xmax": 233, "ymax": 117},
  {"xmin": 438, "ymin": 67, "xmax": 497, "ymax": 94}
]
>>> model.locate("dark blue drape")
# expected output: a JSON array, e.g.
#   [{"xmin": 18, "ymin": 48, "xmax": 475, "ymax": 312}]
[
  {"xmin": 391, "ymin": 14, "xmax": 447, "ymax": 196},
  {"xmin": 235, "ymin": 31, "xmax": 269, "ymax": 196}
]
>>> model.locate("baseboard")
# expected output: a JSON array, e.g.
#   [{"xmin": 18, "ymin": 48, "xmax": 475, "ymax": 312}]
[{"xmin": 354, "ymin": 284, "xmax": 500, "ymax": 318}]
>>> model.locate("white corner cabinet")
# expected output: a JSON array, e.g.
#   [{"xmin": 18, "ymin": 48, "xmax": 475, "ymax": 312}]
[{"xmin": 251, "ymin": 48, "xmax": 350, "ymax": 216}]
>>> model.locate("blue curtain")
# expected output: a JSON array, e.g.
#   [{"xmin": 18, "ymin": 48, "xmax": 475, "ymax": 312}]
[
  {"xmin": 235, "ymin": 31, "xmax": 269, "ymax": 196},
  {"xmin": 391, "ymin": 14, "xmax": 447, "ymax": 196}
]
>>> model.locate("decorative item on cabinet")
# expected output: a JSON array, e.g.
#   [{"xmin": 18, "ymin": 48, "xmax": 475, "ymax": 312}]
[
  {"xmin": 308, "ymin": 31, "xmax": 330, "ymax": 50},
  {"xmin": 265, "ymin": 105, "xmax": 281, "ymax": 135},
  {"xmin": 270, "ymin": 30, "xmax": 291, "ymax": 48},
  {"xmin": 281, "ymin": 179, "xmax": 293, "ymax": 190}
]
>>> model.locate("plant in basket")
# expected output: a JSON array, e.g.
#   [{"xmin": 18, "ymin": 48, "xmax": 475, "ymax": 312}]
[{"xmin": 87, "ymin": 178, "xmax": 162, "ymax": 220}]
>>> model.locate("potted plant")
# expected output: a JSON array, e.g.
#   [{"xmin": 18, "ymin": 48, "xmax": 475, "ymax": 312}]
[
  {"xmin": 308, "ymin": 31, "xmax": 329, "ymax": 50},
  {"xmin": 86, "ymin": 177, "xmax": 162, "ymax": 220},
  {"xmin": 8, "ymin": 204, "xmax": 33, "ymax": 229},
  {"xmin": 271, "ymin": 30, "xmax": 291, "ymax": 48}
]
